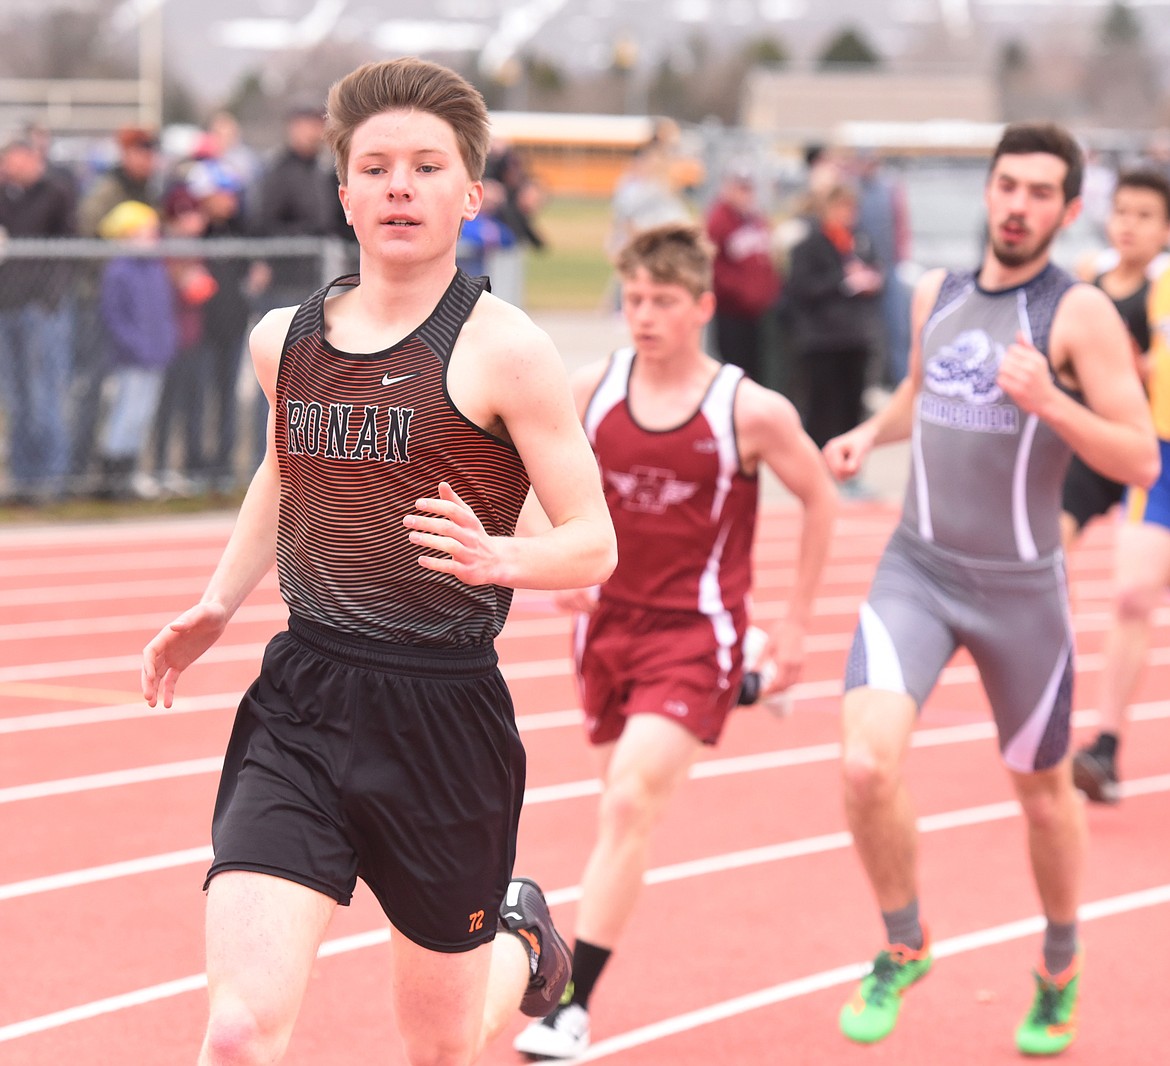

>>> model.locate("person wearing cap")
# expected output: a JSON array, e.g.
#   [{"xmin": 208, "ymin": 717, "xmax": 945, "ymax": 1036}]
[
  {"xmin": 704, "ymin": 164, "xmax": 781, "ymax": 385},
  {"xmin": 70, "ymin": 126, "xmax": 164, "ymax": 492},
  {"xmin": 249, "ymin": 105, "xmax": 357, "ymax": 467},
  {"xmin": 188, "ymin": 159, "xmax": 267, "ymax": 492},
  {"xmin": 93, "ymin": 201, "xmax": 179, "ymax": 499},
  {"xmin": 78, "ymin": 126, "xmax": 161, "ymax": 237}
]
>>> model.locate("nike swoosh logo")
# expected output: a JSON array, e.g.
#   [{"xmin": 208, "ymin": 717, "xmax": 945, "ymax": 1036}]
[{"xmin": 381, "ymin": 372, "xmax": 418, "ymax": 386}]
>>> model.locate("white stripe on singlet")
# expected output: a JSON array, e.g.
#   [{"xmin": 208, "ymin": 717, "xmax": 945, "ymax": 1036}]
[
  {"xmin": 697, "ymin": 364, "xmax": 746, "ymax": 684},
  {"xmin": 914, "ymin": 283, "xmax": 971, "ymax": 543},
  {"xmin": 1011, "ymin": 289, "xmax": 1040, "ymax": 561}
]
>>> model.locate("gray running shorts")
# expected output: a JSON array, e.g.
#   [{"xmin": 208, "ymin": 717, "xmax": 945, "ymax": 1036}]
[{"xmin": 845, "ymin": 525, "xmax": 1074, "ymax": 772}]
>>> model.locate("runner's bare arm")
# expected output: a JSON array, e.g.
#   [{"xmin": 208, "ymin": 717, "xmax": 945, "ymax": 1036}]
[
  {"xmin": 738, "ymin": 382, "xmax": 839, "ymax": 690},
  {"xmin": 141, "ymin": 307, "xmax": 291, "ymax": 707},
  {"xmin": 406, "ymin": 307, "xmax": 616, "ymax": 591},
  {"xmin": 512, "ymin": 358, "xmax": 612, "ymax": 612},
  {"xmin": 1000, "ymin": 284, "xmax": 1158, "ymax": 488}
]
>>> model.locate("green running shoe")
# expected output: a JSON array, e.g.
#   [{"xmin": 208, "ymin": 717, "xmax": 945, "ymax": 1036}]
[
  {"xmin": 1015, "ymin": 956, "xmax": 1081, "ymax": 1056},
  {"xmin": 839, "ymin": 936, "xmax": 933, "ymax": 1044}
]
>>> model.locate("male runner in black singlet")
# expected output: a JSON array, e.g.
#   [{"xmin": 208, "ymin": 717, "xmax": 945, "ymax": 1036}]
[
  {"xmin": 1061, "ymin": 168, "xmax": 1170, "ymax": 550},
  {"xmin": 142, "ymin": 58, "xmax": 616, "ymax": 1066}
]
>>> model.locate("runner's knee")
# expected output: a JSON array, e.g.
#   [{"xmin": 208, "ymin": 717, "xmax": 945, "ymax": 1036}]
[
  {"xmin": 1114, "ymin": 579, "xmax": 1160, "ymax": 622},
  {"xmin": 203, "ymin": 996, "xmax": 290, "ymax": 1065},
  {"xmin": 1014, "ymin": 771, "xmax": 1076, "ymax": 830},
  {"xmin": 399, "ymin": 1031, "xmax": 477, "ymax": 1066},
  {"xmin": 599, "ymin": 771, "xmax": 666, "ymax": 838},
  {"xmin": 841, "ymin": 735, "xmax": 902, "ymax": 805}
]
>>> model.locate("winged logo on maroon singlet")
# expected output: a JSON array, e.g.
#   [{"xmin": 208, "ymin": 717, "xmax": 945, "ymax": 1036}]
[{"xmin": 606, "ymin": 466, "xmax": 699, "ymax": 514}]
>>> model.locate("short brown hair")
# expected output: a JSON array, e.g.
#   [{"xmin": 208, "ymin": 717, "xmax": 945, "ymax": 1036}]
[
  {"xmin": 616, "ymin": 223, "xmax": 713, "ymax": 298},
  {"xmin": 1115, "ymin": 167, "xmax": 1170, "ymax": 220},
  {"xmin": 990, "ymin": 122, "xmax": 1084, "ymax": 203},
  {"xmin": 325, "ymin": 58, "xmax": 490, "ymax": 182}
]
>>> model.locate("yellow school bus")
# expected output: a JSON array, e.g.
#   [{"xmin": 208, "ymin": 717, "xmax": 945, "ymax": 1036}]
[{"xmin": 488, "ymin": 111, "xmax": 703, "ymax": 198}]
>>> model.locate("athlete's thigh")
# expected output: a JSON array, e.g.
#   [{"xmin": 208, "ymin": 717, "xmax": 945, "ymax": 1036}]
[
  {"xmin": 204, "ymin": 870, "xmax": 337, "ymax": 1027},
  {"xmin": 1114, "ymin": 519, "xmax": 1170, "ymax": 593},
  {"xmin": 605, "ymin": 711, "xmax": 704, "ymax": 800},
  {"xmin": 845, "ymin": 538, "xmax": 958, "ymax": 709},
  {"xmin": 842, "ymin": 686, "xmax": 919, "ymax": 769},
  {"xmin": 390, "ymin": 933, "xmax": 494, "ymax": 1054},
  {"xmin": 961, "ymin": 564, "xmax": 1073, "ymax": 773}
]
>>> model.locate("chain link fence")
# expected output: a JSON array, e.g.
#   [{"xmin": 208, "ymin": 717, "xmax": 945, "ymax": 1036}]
[{"xmin": 0, "ymin": 236, "xmax": 522, "ymax": 506}]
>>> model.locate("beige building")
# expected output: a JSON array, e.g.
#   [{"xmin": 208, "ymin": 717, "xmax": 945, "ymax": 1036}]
[{"xmin": 741, "ymin": 68, "xmax": 1001, "ymax": 150}]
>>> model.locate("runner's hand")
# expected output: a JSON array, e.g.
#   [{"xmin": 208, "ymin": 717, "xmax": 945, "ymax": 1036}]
[
  {"xmin": 823, "ymin": 423, "xmax": 876, "ymax": 481},
  {"xmin": 406, "ymin": 481, "xmax": 500, "ymax": 586},
  {"xmin": 767, "ymin": 618, "xmax": 806, "ymax": 694},
  {"xmin": 142, "ymin": 601, "xmax": 229, "ymax": 708},
  {"xmin": 997, "ymin": 332, "xmax": 1056, "ymax": 416}
]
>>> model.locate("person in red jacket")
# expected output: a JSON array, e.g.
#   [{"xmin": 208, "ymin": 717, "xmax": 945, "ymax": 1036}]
[{"xmin": 705, "ymin": 164, "xmax": 781, "ymax": 383}]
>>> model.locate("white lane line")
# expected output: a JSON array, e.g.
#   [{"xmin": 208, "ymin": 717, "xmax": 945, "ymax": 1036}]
[
  {"xmin": 0, "ymin": 694, "xmax": 240, "ymax": 734},
  {"xmin": 0, "ymin": 515, "xmax": 237, "ymax": 547},
  {"xmin": 5, "ymin": 702, "xmax": 1169, "ymax": 808},
  {"xmin": 0, "ymin": 758, "xmax": 224, "ymax": 804},
  {"xmin": 0, "ymin": 697, "xmax": 582, "ymax": 736},
  {"xmin": 0, "ymin": 606, "xmax": 568, "ymax": 644},
  {"xmin": 0, "ymin": 576, "xmax": 277, "ymax": 609},
  {"xmin": 6, "ymin": 751, "xmax": 1168, "ymax": 905},
  {"xmin": 0, "ymin": 848, "xmax": 213, "ymax": 902},
  {"xmin": 0, "ymin": 645, "xmax": 270, "ymax": 684},
  {"xmin": 3, "ymin": 869, "xmax": 1167, "ymax": 1046},
  {"xmin": 0, "ymin": 548, "xmax": 228, "ymax": 579},
  {"xmin": 572, "ymin": 882, "xmax": 1170, "ymax": 1062},
  {"xmin": 9, "ymin": 625, "xmax": 1170, "ymax": 691}
]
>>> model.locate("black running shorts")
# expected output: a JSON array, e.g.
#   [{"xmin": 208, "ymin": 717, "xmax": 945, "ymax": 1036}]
[
  {"xmin": 205, "ymin": 615, "xmax": 527, "ymax": 953},
  {"xmin": 1062, "ymin": 453, "xmax": 1125, "ymax": 532}
]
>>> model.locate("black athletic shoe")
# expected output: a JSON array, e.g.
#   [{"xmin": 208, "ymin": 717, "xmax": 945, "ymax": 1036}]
[
  {"xmin": 499, "ymin": 878, "xmax": 572, "ymax": 1017},
  {"xmin": 1072, "ymin": 747, "xmax": 1120, "ymax": 805}
]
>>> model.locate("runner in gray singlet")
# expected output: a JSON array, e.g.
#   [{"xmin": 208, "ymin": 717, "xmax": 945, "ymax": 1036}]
[
  {"xmin": 851, "ymin": 262, "xmax": 1078, "ymax": 773},
  {"xmin": 823, "ymin": 122, "xmax": 1158, "ymax": 1057}
]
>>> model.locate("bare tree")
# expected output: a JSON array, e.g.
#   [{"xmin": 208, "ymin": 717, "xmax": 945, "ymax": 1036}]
[{"xmin": 1082, "ymin": 1, "xmax": 1161, "ymax": 128}]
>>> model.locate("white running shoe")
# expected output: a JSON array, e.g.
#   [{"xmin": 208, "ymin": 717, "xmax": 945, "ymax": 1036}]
[{"xmin": 513, "ymin": 1003, "xmax": 590, "ymax": 1059}]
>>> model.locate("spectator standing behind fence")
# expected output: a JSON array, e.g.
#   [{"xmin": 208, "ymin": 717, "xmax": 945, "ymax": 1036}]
[
  {"xmin": 78, "ymin": 126, "xmax": 162, "ymax": 236},
  {"xmin": 94, "ymin": 202, "xmax": 178, "ymax": 499},
  {"xmin": 187, "ymin": 159, "xmax": 267, "ymax": 493},
  {"xmin": 854, "ymin": 150, "xmax": 913, "ymax": 386},
  {"xmin": 456, "ymin": 178, "xmax": 516, "ymax": 278},
  {"xmin": 151, "ymin": 187, "xmax": 217, "ymax": 497},
  {"xmin": 606, "ymin": 141, "xmax": 691, "ymax": 262},
  {"xmin": 250, "ymin": 104, "xmax": 355, "ymax": 465},
  {"xmin": 252, "ymin": 103, "xmax": 353, "ymax": 303},
  {"xmin": 705, "ymin": 164, "xmax": 781, "ymax": 384},
  {"xmin": 204, "ymin": 111, "xmax": 264, "ymax": 205},
  {"xmin": 786, "ymin": 180, "xmax": 882, "ymax": 470},
  {"xmin": 0, "ymin": 137, "xmax": 76, "ymax": 503},
  {"xmin": 73, "ymin": 126, "xmax": 163, "ymax": 492}
]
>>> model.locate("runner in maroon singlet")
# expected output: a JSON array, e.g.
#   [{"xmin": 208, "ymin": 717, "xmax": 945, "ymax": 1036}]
[{"xmin": 514, "ymin": 222, "xmax": 837, "ymax": 1058}]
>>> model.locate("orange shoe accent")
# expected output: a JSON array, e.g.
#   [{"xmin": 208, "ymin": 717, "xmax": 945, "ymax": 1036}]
[{"xmin": 515, "ymin": 926, "xmax": 541, "ymax": 960}]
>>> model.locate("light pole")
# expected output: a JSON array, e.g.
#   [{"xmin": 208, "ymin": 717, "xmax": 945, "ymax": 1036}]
[{"xmin": 111, "ymin": 0, "xmax": 166, "ymax": 129}]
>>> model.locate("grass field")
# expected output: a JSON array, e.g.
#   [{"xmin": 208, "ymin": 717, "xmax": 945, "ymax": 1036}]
[{"xmin": 522, "ymin": 196, "xmax": 620, "ymax": 311}]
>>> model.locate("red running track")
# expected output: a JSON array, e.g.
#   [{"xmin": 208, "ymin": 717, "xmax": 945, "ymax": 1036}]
[{"xmin": 0, "ymin": 502, "xmax": 1167, "ymax": 1065}]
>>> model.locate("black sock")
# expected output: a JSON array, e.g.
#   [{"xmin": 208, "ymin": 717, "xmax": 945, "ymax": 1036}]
[
  {"xmin": 1094, "ymin": 732, "xmax": 1119, "ymax": 760},
  {"xmin": 568, "ymin": 939, "xmax": 612, "ymax": 1010}
]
